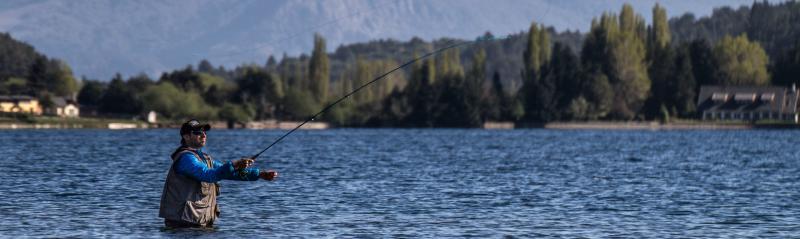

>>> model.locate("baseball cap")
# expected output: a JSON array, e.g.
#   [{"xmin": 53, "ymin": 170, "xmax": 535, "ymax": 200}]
[{"xmin": 180, "ymin": 119, "xmax": 211, "ymax": 135}]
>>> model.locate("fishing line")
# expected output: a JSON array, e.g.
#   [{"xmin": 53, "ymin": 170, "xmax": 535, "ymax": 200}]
[
  {"xmin": 250, "ymin": 0, "xmax": 556, "ymax": 159},
  {"xmin": 251, "ymin": 34, "xmax": 508, "ymax": 159}
]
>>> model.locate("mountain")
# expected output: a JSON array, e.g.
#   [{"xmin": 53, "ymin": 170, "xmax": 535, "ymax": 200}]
[{"xmin": 0, "ymin": 0, "xmax": 765, "ymax": 80}]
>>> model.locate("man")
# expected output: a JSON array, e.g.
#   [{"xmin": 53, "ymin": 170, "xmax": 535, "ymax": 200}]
[{"xmin": 159, "ymin": 119, "xmax": 278, "ymax": 228}]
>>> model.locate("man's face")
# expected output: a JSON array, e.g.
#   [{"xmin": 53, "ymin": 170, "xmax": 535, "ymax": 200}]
[{"xmin": 183, "ymin": 130, "xmax": 207, "ymax": 148}]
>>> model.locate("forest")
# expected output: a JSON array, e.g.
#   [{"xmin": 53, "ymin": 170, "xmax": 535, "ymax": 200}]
[{"xmin": 1, "ymin": 1, "xmax": 799, "ymax": 127}]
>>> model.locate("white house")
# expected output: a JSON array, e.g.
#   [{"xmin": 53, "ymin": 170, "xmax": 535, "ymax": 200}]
[
  {"xmin": 47, "ymin": 97, "xmax": 80, "ymax": 118},
  {"xmin": 147, "ymin": 111, "xmax": 157, "ymax": 123}
]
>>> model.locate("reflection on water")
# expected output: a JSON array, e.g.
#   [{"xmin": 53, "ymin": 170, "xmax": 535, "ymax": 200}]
[{"xmin": 1, "ymin": 129, "xmax": 799, "ymax": 237}]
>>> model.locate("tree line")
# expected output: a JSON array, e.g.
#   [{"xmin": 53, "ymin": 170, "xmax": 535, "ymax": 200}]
[
  {"xmin": 0, "ymin": 33, "xmax": 78, "ymax": 109},
  {"xmin": 2, "ymin": 1, "xmax": 800, "ymax": 126}
]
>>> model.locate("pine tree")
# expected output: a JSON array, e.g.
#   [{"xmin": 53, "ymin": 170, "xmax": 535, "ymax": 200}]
[
  {"xmin": 198, "ymin": 59, "xmax": 214, "ymax": 73},
  {"xmin": 99, "ymin": 73, "xmax": 140, "ymax": 115},
  {"xmin": 673, "ymin": 45, "xmax": 696, "ymax": 116},
  {"xmin": 688, "ymin": 39, "xmax": 717, "ymax": 88},
  {"xmin": 772, "ymin": 40, "xmax": 800, "ymax": 86}
]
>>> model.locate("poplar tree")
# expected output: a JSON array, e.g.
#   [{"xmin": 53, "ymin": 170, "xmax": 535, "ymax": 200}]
[
  {"xmin": 435, "ymin": 48, "xmax": 480, "ymax": 127},
  {"xmin": 354, "ymin": 57, "xmax": 373, "ymax": 104},
  {"xmin": 371, "ymin": 59, "xmax": 404, "ymax": 100},
  {"xmin": 309, "ymin": 33, "xmax": 330, "ymax": 102},
  {"xmin": 645, "ymin": 3, "xmax": 676, "ymax": 119},
  {"xmin": 439, "ymin": 48, "xmax": 464, "ymax": 78},
  {"xmin": 520, "ymin": 22, "xmax": 551, "ymax": 122},
  {"xmin": 523, "ymin": 22, "xmax": 551, "ymax": 78},
  {"xmin": 406, "ymin": 57, "xmax": 437, "ymax": 127},
  {"xmin": 612, "ymin": 4, "xmax": 650, "ymax": 119},
  {"xmin": 648, "ymin": 3, "xmax": 670, "ymax": 51},
  {"xmin": 469, "ymin": 48, "xmax": 488, "ymax": 118},
  {"xmin": 580, "ymin": 4, "xmax": 650, "ymax": 120},
  {"xmin": 469, "ymin": 48, "xmax": 487, "ymax": 121}
]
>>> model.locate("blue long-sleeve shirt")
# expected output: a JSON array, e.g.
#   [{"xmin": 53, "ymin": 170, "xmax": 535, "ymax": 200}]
[{"xmin": 175, "ymin": 148, "xmax": 260, "ymax": 182}]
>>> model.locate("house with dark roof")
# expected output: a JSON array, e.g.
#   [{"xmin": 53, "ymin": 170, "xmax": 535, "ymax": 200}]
[
  {"xmin": 45, "ymin": 97, "xmax": 80, "ymax": 117},
  {"xmin": 696, "ymin": 85, "xmax": 799, "ymax": 123}
]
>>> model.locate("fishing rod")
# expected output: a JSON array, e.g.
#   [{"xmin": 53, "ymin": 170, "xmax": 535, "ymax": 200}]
[{"xmin": 251, "ymin": 34, "xmax": 506, "ymax": 160}]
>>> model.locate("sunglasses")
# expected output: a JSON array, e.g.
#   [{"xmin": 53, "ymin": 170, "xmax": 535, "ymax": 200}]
[{"xmin": 190, "ymin": 130, "xmax": 206, "ymax": 135}]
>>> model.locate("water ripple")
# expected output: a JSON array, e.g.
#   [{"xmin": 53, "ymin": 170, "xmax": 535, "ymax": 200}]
[{"xmin": 1, "ymin": 129, "xmax": 799, "ymax": 237}]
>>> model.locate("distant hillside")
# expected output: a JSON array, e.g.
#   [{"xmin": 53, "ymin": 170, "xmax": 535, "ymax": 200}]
[
  {"xmin": 0, "ymin": 32, "xmax": 76, "ymax": 97},
  {"xmin": 669, "ymin": 1, "xmax": 800, "ymax": 59},
  {"xmin": 317, "ymin": 1, "xmax": 800, "ymax": 91},
  {"xmin": 0, "ymin": 32, "xmax": 42, "ymax": 81},
  {"xmin": 4, "ymin": 1, "xmax": 799, "ymax": 96},
  {"xmin": 0, "ymin": 0, "xmax": 762, "ymax": 80}
]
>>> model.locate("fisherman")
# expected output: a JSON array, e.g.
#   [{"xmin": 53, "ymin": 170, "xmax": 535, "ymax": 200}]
[{"xmin": 159, "ymin": 119, "xmax": 278, "ymax": 228}]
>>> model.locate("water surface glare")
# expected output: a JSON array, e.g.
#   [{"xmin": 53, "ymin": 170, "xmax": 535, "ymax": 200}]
[{"xmin": 1, "ymin": 129, "xmax": 799, "ymax": 237}]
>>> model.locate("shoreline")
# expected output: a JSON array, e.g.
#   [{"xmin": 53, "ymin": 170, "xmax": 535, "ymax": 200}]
[
  {"xmin": 0, "ymin": 120, "xmax": 330, "ymax": 130},
  {"xmin": 543, "ymin": 122, "xmax": 756, "ymax": 130},
  {"xmin": 1, "ymin": 121, "xmax": 797, "ymax": 130}
]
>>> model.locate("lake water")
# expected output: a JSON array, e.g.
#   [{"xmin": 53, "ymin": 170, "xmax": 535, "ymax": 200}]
[{"xmin": 1, "ymin": 129, "xmax": 799, "ymax": 237}]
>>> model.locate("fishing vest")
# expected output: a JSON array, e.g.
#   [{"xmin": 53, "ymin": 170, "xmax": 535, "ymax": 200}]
[{"xmin": 158, "ymin": 147, "xmax": 221, "ymax": 226}]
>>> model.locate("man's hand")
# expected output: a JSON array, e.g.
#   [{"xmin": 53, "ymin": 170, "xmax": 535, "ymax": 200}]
[
  {"xmin": 233, "ymin": 158, "xmax": 254, "ymax": 170},
  {"xmin": 259, "ymin": 170, "xmax": 278, "ymax": 181}
]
